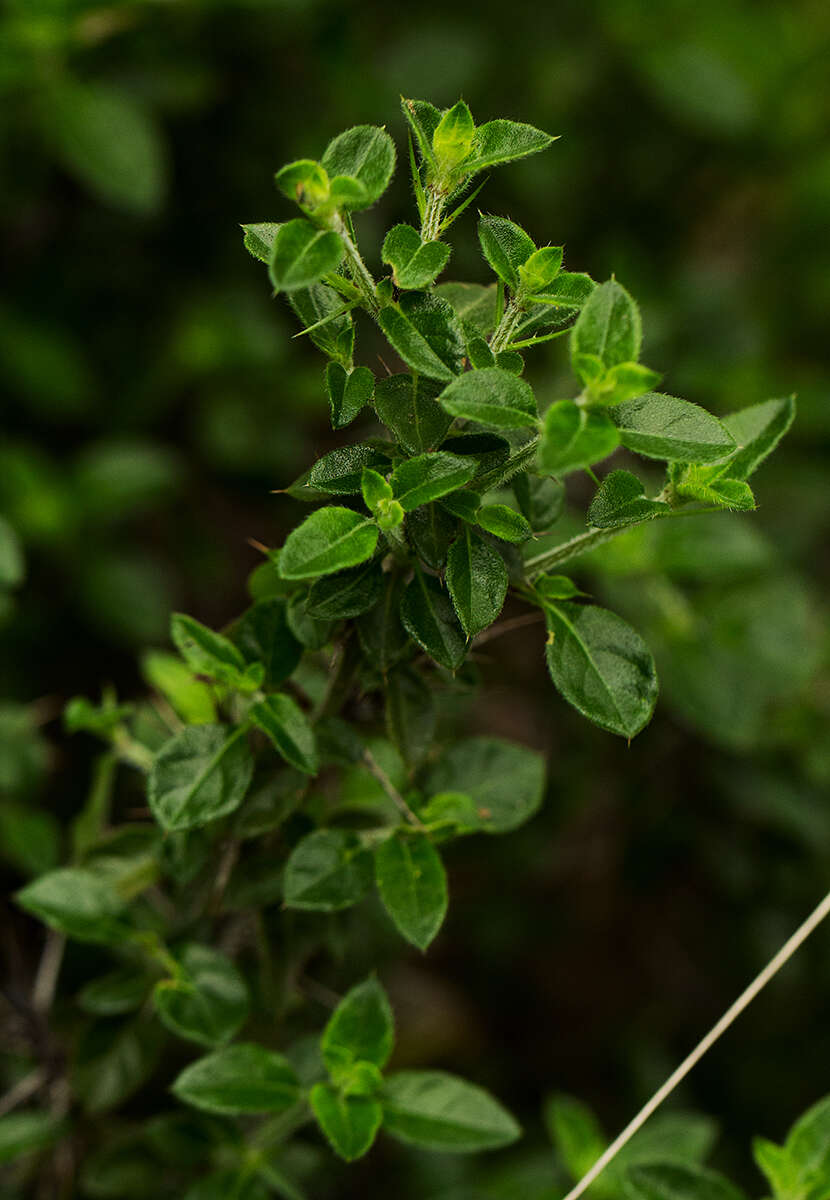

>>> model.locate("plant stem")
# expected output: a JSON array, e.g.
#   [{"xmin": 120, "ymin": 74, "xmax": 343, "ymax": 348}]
[
  {"xmin": 333, "ymin": 215, "xmax": 378, "ymax": 312},
  {"xmin": 562, "ymin": 888, "xmax": 830, "ymax": 1200},
  {"xmin": 490, "ymin": 298, "xmax": 523, "ymax": 354},
  {"xmin": 421, "ymin": 187, "xmax": 445, "ymax": 241},
  {"xmin": 363, "ymin": 748, "xmax": 426, "ymax": 830},
  {"xmin": 523, "ymin": 526, "xmax": 625, "ymax": 579}
]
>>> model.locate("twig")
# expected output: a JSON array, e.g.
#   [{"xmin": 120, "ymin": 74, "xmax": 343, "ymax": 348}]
[
  {"xmin": 32, "ymin": 930, "xmax": 65, "ymax": 1015},
  {"xmin": 0, "ymin": 1067, "xmax": 47, "ymax": 1117},
  {"xmin": 472, "ymin": 611, "xmax": 544, "ymax": 647},
  {"xmin": 562, "ymin": 888, "xmax": 830, "ymax": 1200},
  {"xmin": 363, "ymin": 749, "xmax": 426, "ymax": 830}
]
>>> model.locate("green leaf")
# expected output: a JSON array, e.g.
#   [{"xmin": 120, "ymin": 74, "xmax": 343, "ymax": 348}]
[
  {"xmin": 477, "ymin": 216, "xmax": 535, "ymax": 289},
  {"xmin": 250, "ymin": 695, "xmax": 318, "ymax": 775},
  {"xmin": 405, "ymin": 503, "xmax": 459, "ymax": 569},
  {"xmin": 0, "ymin": 515, "xmax": 24, "ymax": 588},
  {"xmin": 717, "ymin": 395, "xmax": 796, "ymax": 481},
  {"xmin": 242, "ymin": 222, "xmax": 281, "ymax": 264},
  {"xmin": 325, "ymin": 363, "xmax": 375, "ymax": 430},
  {"xmin": 274, "ymin": 158, "xmax": 330, "ymax": 209},
  {"xmin": 378, "ymin": 293, "xmax": 465, "ymax": 382},
  {"xmin": 382, "ymin": 225, "xmax": 450, "ymax": 290},
  {"xmin": 142, "ymin": 652, "xmax": 217, "ymax": 724},
  {"xmin": 269, "ymin": 220, "xmax": 344, "ymax": 293},
  {"xmin": 309, "ymin": 444, "xmax": 391, "ymax": 495},
  {"xmin": 513, "ymin": 473, "xmax": 565, "ymax": 530},
  {"xmin": 320, "ymin": 125, "xmax": 396, "ymax": 208},
  {"xmin": 783, "ymin": 1093, "xmax": 830, "ymax": 1189},
  {"xmin": 375, "ymin": 832, "xmax": 448, "ymax": 950},
  {"xmin": 465, "ymin": 118, "xmax": 556, "ymax": 172},
  {"xmin": 384, "ymin": 666, "xmax": 436, "ymax": 770},
  {"xmin": 439, "ymin": 367, "xmax": 538, "ymax": 429},
  {"xmin": 153, "ymin": 944, "xmax": 249, "ymax": 1047},
  {"xmin": 382, "ymin": 1070, "xmax": 521, "ymax": 1152},
  {"xmin": 307, "ymin": 560, "xmax": 384, "ymax": 620},
  {"xmin": 571, "ymin": 279, "xmax": 642, "ymax": 368},
  {"xmin": 283, "ymin": 829, "xmax": 373, "ymax": 911},
  {"xmin": 0, "ymin": 800, "xmax": 60, "ymax": 878},
  {"xmin": 752, "ymin": 1138, "xmax": 797, "ymax": 1200},
  {"xmin": 546, "ymin": 1094, "xmax": 606, "ymax": 1183},
  {"xmin": 588, "ymin": 470, "xmax": 670, "ymax": 529},
  {"xmin": 183, "ymin": 1170, "xmax": 270, "ymax": 1200},
  {"xmin": 374, "ymin": 373, "xmax": 452, "ymax": 455},
  {"xmin": 279, "ymin": 507, "xmax": 379, "ymax": 580},
  {"xmin": 400, "ymin": 572, "xmax": 467, "ymax": 671},
  {"xmin": 622, "ymin": 1163, "xmax": 746, "ymax": 1200},
  {"xmin": 391, "ymin": 452, "xmax": 476, "ymax": 511},
  {"xmin": 611, "ymin": 393, "xmax": 735, "ymax": 462},
  {"xmin": 78, "ymin": 967, "xmax": 151, "ymax": 1016},
  {"xmin": 311, "ymin": 1083, "xmax": 382, "ymax": 1161},
  {"xmin": 0, "ymin": 1110, "xmax": 65, "ymax": 1166},
  {"xmin": 401, "ymin": 98, "xmax": 442, "ymax": 165},
  {"xmin": 44, "ymin": 80, "xmax": 165, "ymax": 215},
  {"xmin": 477, "ymin": 503, "xmax": 533, "ymax": 543},
  {"xmin": 16, "ymin": 868, "xmax": 126, "ymax": 944},
  {"xmin": 434, "ymin": 282, "xmax": 498, "ymax": 335},
  {"xmin": 172, "ymin": 1043, "xmax": 300, "ymax": 1115},
  {"xmin": 321, "ymin": 977, "xmax": 395, "ymax": 1076},
  {"xmin": 432, "ymin": 99, "xmax": 475, "ymax": 167},
  {"xmin": 538, "ymin": 400, "xmax": 620, "ymax": 475},
  {"xmin": 232, "ymin": 599, "xmax": 303, "ymax": 688},
  {"xmin": 148, "ymin": 725, "xmax": 254, "ymax": 832},
  {"xmin": 545, "ymin": 603, "xmax": 658, "ymax": 738},
  {"xmin": 289, "ymin": 283, "xmax": 353, "ymax": 360},
  {"xmin": 73, "ymin": 1018, "xmax": 162, "ymax": 1114},
  {"xmin": 675, "ymin": 468, "xmax": 755, "ymax": 511},
  {"xmin": 526, "ymin": 271, "xmax": 596, "ymax": 309},
  {"xmin": 519, "ymin": 246, "xmax": 564, "ymax": 294},
  {"xmin": 535, "ymin": 574, "xmax": 582, "ymax": 600},
  {"xmin": 171, "ymin": 613, "xmax": 254, "ymax": 690},
  {"xmin": 422, "ymin": 737, "xmax": 545, "ymax": 834},
  {"xmin": 446, "ymin": 528, "xmax": 508, "ymax": 637},
  {"xmin": 357, "ymin": 576, "xmax": 410, "ymax": 672}
]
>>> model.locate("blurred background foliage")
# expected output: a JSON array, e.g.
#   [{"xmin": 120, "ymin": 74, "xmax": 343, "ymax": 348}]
[{"xmin": 1, "ymin": 0, "xmax": 829, "ymax": 1196}]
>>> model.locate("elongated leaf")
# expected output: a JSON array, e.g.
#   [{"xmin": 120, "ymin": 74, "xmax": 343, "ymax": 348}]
[
  {"xmin": 242, "ymin": 222, "xmax": 281, "ymax": 264},
  {"xmin": 78, "ymin": 967, "xmax": 151, "ymax": 1016},
  {"xmin": 16, "ymin": 868, "xmax": 126, "ymax": 944},
  {"xmin": 321, "ymin": 125, "xmax": 395, "ymax": 208},
  {"xmin": 357, "ymin": 576, "xmax": 411, "ymax": 672},
  {"xmin": 73, "ymin": 1018, "xmax": 163, "ymax": 1114},
  {"xmin": 283, "ymin": 829, "xmax": 373, "ymax": 911},
  {"xmin": 321, "ymin": 977, "xmax": 395, "ymax": 1075},
  {"xmin": 433, "ymin": 100, "xmax": 475, "ymax": 166},
  {"xmin": 153, "ymin": 944, "xmax": 249, "ymax": 1047},
  {"xmin": 476, "ymin": 503, "xmax": 533, "ymax": 543},
  {"xmin": 311, "ymin": 1084, "xmax": 382, "ymax": 1161},
  {"xmin": 279, "ymin": 507, "xmax": 379, "ymax": 579},
  {"xmin": 171, "ymin": 613, "xmax": 250, "ymax": 688},
  {"xmin": 439, "ymin": 367, "xmax": 537, "ymax": 429},
  {"xmin": 375, "ymin": 832, "xmax": 448, "ymax": 950},
  {"xmin": 289, "ymin": 282, "xmax": 353, "ymax": 359},
  {"xmin": 382, "ymin": 224, "xmax": 450, "ymax": 290},
  {"xmin": 391, "ymin": 452, "xmax": 476, "ymax": 511},
  {"xmin": 545, "ymin": 603, "xmax": 658, "ymax": 738},
  {"xmin": 588, "ymin": 470, "xmax": 670, "ymax": 529},
  {"xmin": 374, "ymin": 373, "xmax": 452, "ymax": 455},
  {"xmin": 250, "ymin": 695, "xmax": 318, "ymax": 775},
  {"xmin": 421, "ymin": 737, "xmax": 545, "ymax": 834},
  {"xmin": 307, "ymin": 560, "xmax": 384, "ymax": 620},
  {"xmin": 704, "ymin": 395, "xmax": 796, "ymax": 481},
  {"xmin": 401, "ymin": 97, "xmax": 442, "ymax": 165},
  {"xmin": 382, "ymin": 1070, "xmax": 521, "ymax": 1151},
  {"xmin": 434, "ymin": 282, "xmax": 498, "ymax": 334},
  {"xmin": 477, "ymin": 216, "xmax": 535, "ymax": 289},
  {"xmin": 172, "ymin": 1044, "xmax": 300, "ymax": 1115},
  {"xmin": 465, "ymin": 119, "xmax": 555, "ymax": 171},
  {"xmin": 571, "ymin": 279, "xmax": 641, "ymax": 368},
  {"xmin": 142, "ymin": 652, "xmax": 217, "ymax": 725},
  {"xmin": 539, "ymin": 400, "xmax": 619, "ymax": 474},
  {"xmin": 446, "ymin": 528, "xmax": 508, "ymax": 637},
  {"xmin": 622, "ymin": 1163, "xmax": 746, "ymax": 1200},
  {"xmin": 400, "ymin": 572, "xmax": 466, "ymax": 670},
  {"xmin": 309, "ymin": 444, "xmax": 391, "ymax": 495},
  {"xmin": 325, "ymin": 363, "xmax": 375, "ymax": 429},
  {"xmin": 611, "ymin": 393, "xmax": 735, "ymax": 462},
  {"xmin": 269, "ymin": 219, "xmax": 344, "ymax": 293},
  {"xmin": 0, "ymin": 1110, "xmax": 66, "ymax": 1166},
  {"xmin": 149, "ymin": 726, "xmax": 254, "ymax": 832},
  {"xmin": 378, "ymin": 293, "xmax": 464, "ymax": 381}
]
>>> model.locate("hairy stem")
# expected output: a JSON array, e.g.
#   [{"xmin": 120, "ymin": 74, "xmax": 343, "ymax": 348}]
[
  {"xmin": 421, "ymin": 187, "xmax": 445, "ymax": 241},
  {"xmin": 333, "ymin": 215, "xmax": 378, "ymax": 312},
  {"xmin": 490, "ymin": 298, "xmax": 523, "ymax": 354}
]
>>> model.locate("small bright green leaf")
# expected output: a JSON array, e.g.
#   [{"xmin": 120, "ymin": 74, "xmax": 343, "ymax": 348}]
[
  {"xmin": 172, "ymin": 1043, "xmax": 300, "ymax": 1115},
  {"xmin": 622, "ymin": 1163, "xmax": 746, "ymax": 1200},
  {"xmin": 519, "ymin": 246, "xmax": 563, "ymax": 294},
  {"xmin": 375, "ymin": 832, "xmax": 448, "ymax": 950},
  {"xmin": 422, "ymin": 737, "xmax": 545, "ymax": 834},
  {"xmin": 142, "ymin": 652, "xmax": 216, "ymax": 725},
  {"xmin": 477, "ymin": 503, "xmax": 533, "ymax": 543},
  {"xmin": 391, "ymin": 452, "xmax": 476, "ymax": 511},
  {"xmin": 538, "ymin": 400, "xmax": 619, "ymax": 475},
  {"xmin": 378, "ymin": 293, "xmax": 464, "ymax": 381},
  {"xmin": 546, "ymin": 1094, "xmax": 606, "ymax": 1182},
  {"xmin": 274, "ymin": 158, "xmax": 329, "ymax": 208},
  {"xmin": 588, "ymin": 470, "xmax": 670, "ymax": 529},
  {"xmin": 361, "ymin": 467, "xmax": 393, "ymax": 513},
  {"xmin": 242, "ymin": 222, "xmax": 281, "ymax": 264},
  {"xmin": 611, "ymin": 393, "xmax": 735, "ymax": 462},
  {"xmin": 717, "ymin": 395, "xmax": 796, "ymax": 481},
  {"xmin": 269, "ymin": 220, "xmax": 344, "ymax": 293},
  {"xmin": 321, "ymin": 977, "xmax": 395, "ymax": 1075},
  {"xmin": 528, "ymin": 271, "xmax": 596, "ymax": 309},
  {"xmin": 382, "ymin": 224, "xmax": 451, "ymax": 290},
  {"xmin": 752, "ymin": 1138, "xmax": 796, "ymax": 1200},
  {"xmin": 325, "ymin": 363, "xmax": 375, "ymax": 429},
  {"xmin": 232, "ymin": 598, "xmax": 303, "ymax": 687},
  {"xmin": 382, "ymin": 1070, "xmax": 521, "ymax": 1152},
  {"xmin": 676, "ymin": 468, "xmax": 755, "ymax": 511},
  {"xmin": 439, "ymin": 367, "xmax": 537, "ymax": 429},
  {"xmin": 171, "ymin": 613, "xmax": 250, "ymax": 688},
  {"xmin": 400, "ymin": 572, "xmax": 467, "ymax": 670},
  {"xmin": 283, "ymin": 829, "xmax": 373, "ymax": 911},
  {"xmin": 250, "ymin": 695, "xmax": 318, "ymax": 775},
  {"xmin": 545, "ymin": 603, "xmax": 658, "ymax": 738},
  {"xmin": 571, "ymin": 279, "xmax": 642, "ymax": 368},
  {"xmin": 320, "ymin": 125, "xmax": 396, "ymax": 208},
  {"xmin": 374, "ymin": 373, "xmax": 452, "ymax": 455},
  {"xmin": 465, "ymin": 119, "xmax": 556, "ymax": 172},
  {"xmin": 535, "ymin": 575, "xmax": 583, "ymax": 600},
  {"xmin": 148, "ymin": 726, "xmax": 254, "ymax": 832},
  {"xmin": 446, "ymin": 528, "xmax": 508, "ymax": 637},
  {"xmin": 477, "ymin": 216, "xmax": 535, "ymax": 289},
  {"xmin": 309, "ymin": 444, "xmax": 391, "ymax": 495},
  {"xmin": 432, "ymin": 100, "xmax": 475, "ymax": 167},
  {"xmin": 153, "ymin": 944, "xmax": 249, "ymax": 1047},
  {"xmin": 596, "ymin": 361, "xmax": 662, "ymax": 405},
  {"xmin": 16, "ymin": 868, "xmax": 126, "ymax": 944},
  {"xmin": 401, "ymin": 97, "xmax": 442, "ymax": 165},
  {"xmin": 279, "ymin": 507, "xmax": 379, "ymax": 580},
  {"xmin": 311, "ymin": 1083, "xmax": 382, "ymax": 1161}
]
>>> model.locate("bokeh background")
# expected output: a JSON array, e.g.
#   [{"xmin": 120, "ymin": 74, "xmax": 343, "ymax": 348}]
[{"xmin": 1, "ymin": 0, "xmax": 829, "ymax": 1196}]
